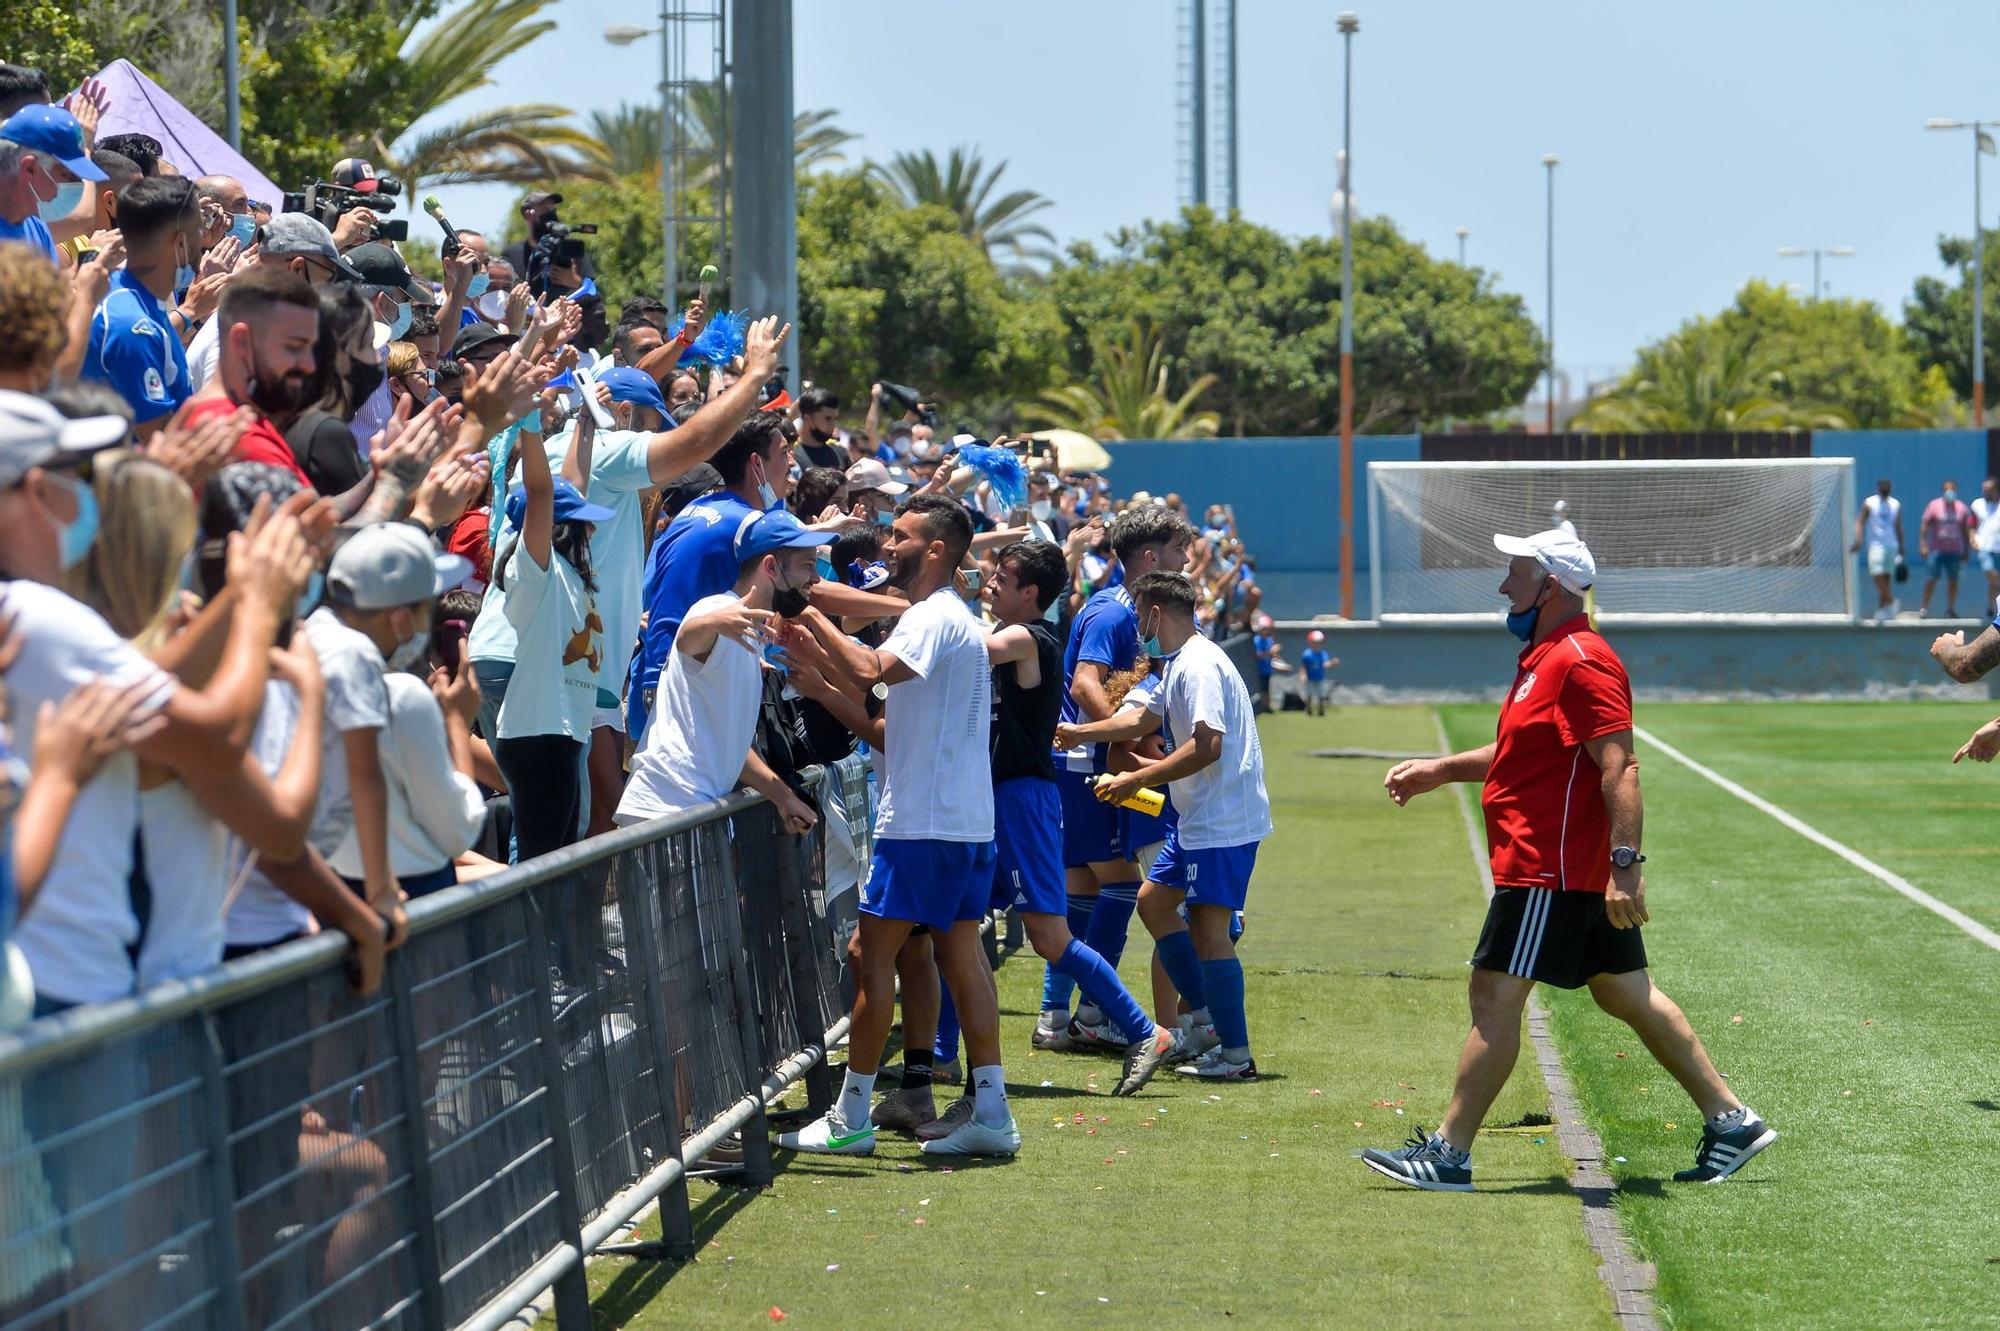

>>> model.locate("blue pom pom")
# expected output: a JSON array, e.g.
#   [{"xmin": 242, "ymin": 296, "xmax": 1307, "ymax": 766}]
[
  {"xmin": 669, "ymin": 308, "xmax": 748, "ymax": 367},
  {"xmin": 953, "ymin": 444, "xmax": 1028, "ymax": 510}
]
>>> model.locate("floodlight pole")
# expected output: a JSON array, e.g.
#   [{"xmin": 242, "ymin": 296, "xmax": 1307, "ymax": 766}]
[
  {"xmin": 1337, "ymin": 10, "xmax": 1358, "ymax": 620},
  {"xmin": 1456, "ymin": 225, "xmax": 1468, "ymax": 267},
  {"xmin": 222, "ymin": 0, "xmax": 240, "ymax": 149},
  {"xmin": 1543, "ymin": 154, "xmax": 1558, "ymax": 436},
  {"xmin": 1927, "ymin": 118, "xmax": 2000, "ymax": 427}
]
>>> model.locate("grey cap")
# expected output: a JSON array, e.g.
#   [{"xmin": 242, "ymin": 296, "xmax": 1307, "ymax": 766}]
[
  {"xmin": 328, "ymin": 522, "xmax": 472, "ymax": 610},
  {"xmin": 0, "ymin": 390, "xmax": 128, "ymax": 488},
  {"xmin": 262, "ymin": 212, "xmax": 366, "ymax": 283}
]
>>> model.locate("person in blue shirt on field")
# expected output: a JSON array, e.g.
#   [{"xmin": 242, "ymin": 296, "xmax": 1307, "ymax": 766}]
[
  {"xmin": 1298, "ymin": 628, "xmax": 1338, "ymax": 716},
  {"xmin": 0, "ymin": 104, "xmax": 106, "ymax": 264},
  {"xmin": 1252, "ymin": 614, "xmax": 1278, "ymax": 712},
  {"xmin": 81, "ymin": 176, "xmax": 203, "ymax": 438}
]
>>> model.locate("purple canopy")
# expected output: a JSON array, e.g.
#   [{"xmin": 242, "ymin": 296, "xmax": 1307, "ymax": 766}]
[{"xmin": 81, "ymin": 59, "xmax": 284, "ymax": 206}]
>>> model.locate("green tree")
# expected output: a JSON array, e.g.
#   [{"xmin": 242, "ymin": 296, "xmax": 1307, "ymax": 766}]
[
  {"xmin": 1572, "ymin": 317, "xmax": 1851, "ymax": 433},
  {"xmin": 1048, "ymin": 208, "xmax": 1543, "ymax": 435},
  {"xmin": 3, "ymin": 0, "xmax": 122, "ymax": 96},
  {"xmin": 1580, "ymin": 281, "xmax": 1948, "ymax": 432},
  {"xmin": 1905, "ymin": 230, "xmax": 2000, "ymax": 416},
  {"xmin": 1020, "ymin": 321, "xmax": 1218, "ymax": 439},
  {"xmin": 580, "ymin": 95, "xmax": 856, "ymax": 184},
  {"xmin": 872, "ymin": 147, "xmax": 1056, "ymax": 272}
]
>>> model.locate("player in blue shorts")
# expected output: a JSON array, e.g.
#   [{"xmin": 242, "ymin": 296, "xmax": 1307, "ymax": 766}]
[
  {"xmin": 1044, "ymin": 506, "xmax": 1194, "ymax": 1052},
  {"xmin": 1057, "ymin": 572, "xmax": 1273, "ymax": 1082},
  {"xmin": 896, "ymin": 542, "xmax": 1177, "ymax": 1135},
  {"xmin": 775, "ymin": 496, "xmax": 1019, "ymax": 1155}
]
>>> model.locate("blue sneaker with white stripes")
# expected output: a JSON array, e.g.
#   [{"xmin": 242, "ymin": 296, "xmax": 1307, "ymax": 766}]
[
  {"xmin": 1358, "ymin": 1127, "xmax": 1474, "ymax": 1192},
  {"xmin": 1673, "ymin": 1107, "xmax": 1777, "ymax": 1182}
]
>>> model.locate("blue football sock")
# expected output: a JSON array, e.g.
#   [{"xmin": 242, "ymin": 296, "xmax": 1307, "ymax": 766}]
[
  {"xmin": 933, "ymin": 982, "xmax": 961, "ymax": 1064},
  {"xmin": 1041, "ymin": 893, "xmax": 1096, "ymax": 1012},
  {"xmin": 1084, "ymin": 882, "xmax": 1139, "ymax": 970},
  {"xmin": 1203, "ymin": 956, "xmax": 1248, "ymax": 1052},
  {"xmin": 1155, "ymin": 930, "xmax": 1207, "ymax": 1012},
  {"xmin": 1055, "ymin": 940, "xmax": 1152, "ymax": 1044}
]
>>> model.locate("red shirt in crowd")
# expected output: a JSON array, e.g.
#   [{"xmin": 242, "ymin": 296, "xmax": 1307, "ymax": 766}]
[
  {"xmin": 445, "ymin": 507, "xmax": 492, "ymax": 591},
  {"xmin": 176, "ymin": 394, "xmax": 311, "ymax": 489},
  {"xmin": 1481, "ymin": 615, "xmax": 1634, "ymax": 895}
]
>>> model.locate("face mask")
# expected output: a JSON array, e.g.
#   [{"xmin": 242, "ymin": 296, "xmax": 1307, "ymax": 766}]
[
  {"xmin": 465, "ymin": 271, "xmax": 490, "ymax": 299},
  {"xmin": 475, "ymin": 289, "xmax": 510, "ymax": 322},
  {"xmin": 226, "ymin": 212, "xmax": 256, "ymax": 248},
  {"xmin": 48, "ymin": 473, "xmax": 99, "ymax": 571},
  {"xmin": 386, "ymin": 301, "xmax": 413, "ymax": 341},
  {"xmin": 871, "ymin": 507, "xmax": 893, "ymax": 528},
  {"xmin": 1506, "ymin": 578, "xmax": 1550, "ymax": 642},
  {"xmin": 39, "ymin": 180, "xmax": 85, "ymax": 223},
  {"xmin": 387, "ymin": 623, "xmax": 430, "ymax": 672},
  {"xmin": 344, "ymin": 357, "xmax": 386, "ymax": 407},
  {"xmin": 771, "ymin": 568, "xmax": 812, "ymax": 618},
  {"xmin": 1141, "ymin": 612, "xmax": 1165, "ymax": 659},
  {"xmin": 1030, "ymin": 499, "xmax": 1053, "ymax": 521},
  {"xmin": 752, "ymin": 457, "xmax": 778, "ymax": 511},
  {"xmin": 809, "ymin": 425, "xmax": 835, "ymax": 444},
  {"xmin": 1945, "ymin": 489, "xmax": 1959, "ymax": 504}
]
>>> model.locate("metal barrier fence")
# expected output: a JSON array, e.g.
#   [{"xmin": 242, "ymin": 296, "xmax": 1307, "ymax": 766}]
[{"xmin": 0, "ymin": 755, "xmax": 879, "ymax": 1331}]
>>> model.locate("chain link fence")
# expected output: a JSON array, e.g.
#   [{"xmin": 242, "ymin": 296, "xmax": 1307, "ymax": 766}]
[{"xmin": 0, "ymin": 756, "xmax": 873, "ymax": 1331}]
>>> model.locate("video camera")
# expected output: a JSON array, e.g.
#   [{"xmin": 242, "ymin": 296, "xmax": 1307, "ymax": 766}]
[
  {"xmin": 281, "ymin": 176, "xmax": 409, "ymax": 242},
  {"xmin": 524, "ymin": 220, "xmax": 598, "ymax": 294}
]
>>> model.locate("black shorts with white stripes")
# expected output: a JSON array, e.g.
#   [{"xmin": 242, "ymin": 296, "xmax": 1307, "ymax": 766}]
[{"xmin": 1470, "ymin": 887, "xmax": 1647, "ymax": 989}]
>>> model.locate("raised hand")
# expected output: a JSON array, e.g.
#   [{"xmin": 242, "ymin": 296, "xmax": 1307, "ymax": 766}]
[
  {"xmin": 63, "ymin": 78, "xmax": 110, "ymax": 148},
  {"xmin": 460, "ymin": 352, "xmax": 544, "ymax": 435},
  {"xmin": 150, "ymin": 401, "xmax": 249, "ymax": 493},
  {"xmin": 331, "ymin": 208, "xmax": 378, "ymax": 251},
  {"xmin": 200, "ymin": 234, "xmax": 243, "ymax": 280},
  {"xmin": 181, "ymin": 271, "xmax": 231, "ymax": 323},
  {"xmin": 741, "ymin": 315, "xmax": 791, "ymax": 384},
  {"xmin": 228, "ymin": 498, "xmax": 312, "ymax": 620}
]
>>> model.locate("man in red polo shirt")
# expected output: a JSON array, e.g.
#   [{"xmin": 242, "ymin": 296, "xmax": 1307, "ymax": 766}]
[
  {"xmin": 179, "ymin": 267, "xmax": 320, "ymax": 488},
  {"xmin": 1359, "ymin": 529, "xmax": 1776, "ymax": 1191}
]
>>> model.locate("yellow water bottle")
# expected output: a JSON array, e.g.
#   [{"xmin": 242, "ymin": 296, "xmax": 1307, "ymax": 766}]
[{"xmin": 1093, "ymin": 775, "xmax": 1166, "ymax": 817}]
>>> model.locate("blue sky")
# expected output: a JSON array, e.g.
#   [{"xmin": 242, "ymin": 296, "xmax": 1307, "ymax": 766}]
[{"xmin": 425, "ymin": 0, "xmax": 2000, "ymax": 386}]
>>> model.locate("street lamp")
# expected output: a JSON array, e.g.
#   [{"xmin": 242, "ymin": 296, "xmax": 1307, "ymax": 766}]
[
  {"xmin": 1776, "ymin": 245, "xmax": 1855, "ymax": 303},
  {"xmin": 1455, "ymin": 225, "xmax": 1468, "ymax": 267},
  {"xmin": 606, "ymin": 19, "xmax": 675, "ymax": 307},
  {"xmin": 1542, "ymin": 153, "xmax": 1558, "ymax": 435},
  {"xmin": 1926, "ymin": 117, "xmax": 2000, "ymax": 427},
  {"xmin": 1336, "ymin": 10, "xmax": 1358, "ymax": 619}
]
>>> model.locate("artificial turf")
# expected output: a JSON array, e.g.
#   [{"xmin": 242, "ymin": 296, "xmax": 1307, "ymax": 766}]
[
  {"xmin": 1440, "ymin": 699, "xmax": 2000, "ymax": 1330},
  {"xmin": 586, "ymin": 707, "xmax": 1618, "ymax": 1329}
]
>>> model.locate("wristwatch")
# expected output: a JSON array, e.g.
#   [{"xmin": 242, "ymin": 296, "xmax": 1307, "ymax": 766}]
[{"xmin": 1610, "ymin": 846, "xmax": 1646, "ymax": 871}]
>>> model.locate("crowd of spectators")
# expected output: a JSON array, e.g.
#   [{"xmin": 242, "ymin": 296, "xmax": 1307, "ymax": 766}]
[{"xmin": 0, "ymin": 65, "xmax": 1272, "ymax": 1035}]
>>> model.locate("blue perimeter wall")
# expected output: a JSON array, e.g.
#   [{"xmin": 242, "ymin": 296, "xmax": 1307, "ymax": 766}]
[
  {"xmin": 1100, "ymin": 435, "xmax": 1418, "ymax": 619},
  {"xmin": 1102, "ymin": 430, "xmax": 1990, "ymax": 620}
]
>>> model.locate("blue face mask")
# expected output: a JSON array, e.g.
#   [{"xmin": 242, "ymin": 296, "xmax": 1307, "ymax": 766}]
[
  {"xmin": 39, "ymin": 180, "xmax": 85, "ymax": 223},
  {"xmin": 1140, "ymin": 611, "xmax": 1165, "ymax": 658},
  {"xmin": 51, "ymin": 473, "xmax": 99, "ymax": 571},
  {"xmin": 465, "ymin": 271, "xmax": 490, "ymax": 299},
  {"xmin": 296, "ymin": 569, "xmax": 324, "ymax": 620},
  {"xmin": 871, "ymin": 508, "xmax": 894, "ymax": 528},
  {"xmin": 1505, "ymin": 605, "xmax": 1539, "ymax": 642},
  {"xmin": 226, "ymin": 212, "xmax": 257, "ymax": 248},
  {"xmin": 387, "ymin": 300, "xmax": 413, "ymax": 341}
]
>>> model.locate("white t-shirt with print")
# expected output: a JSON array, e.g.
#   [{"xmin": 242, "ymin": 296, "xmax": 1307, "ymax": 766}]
[
  {"xmin": 2, "ymin": 580, "xmax": 179, "ymax": 1005},
  {"xmin": 302, "ymin": 607, "xmax": 390, "ymax": 860},
  {"xmin": 616, "ymin": 592, "xmax": 763, "ymax": 823},
  {"xmin": 875, "ymin": 586, "xmax": 994, "ymax": 843},
  {"xmin": 1146, "ymin": 632, "xmax": 1272, "ymax": 851},
  {"xmin": 498, "ymin": 542, "xmax": 599, "ymax": 742}
]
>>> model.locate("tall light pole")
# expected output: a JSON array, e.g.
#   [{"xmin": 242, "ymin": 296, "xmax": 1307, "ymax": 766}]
[
  {"xmin": 1455, "ymin": 225, "xmax": 1468, "ymax": 267},
  {"xmin": 222, "ymin": 0, "xmax": 240, "ymax": 149},
  {"xmin": 606, "ymin": 20, "xmax": 675, "ymax": 307},
  {"xmin": 1336, "ymin": 10, "xmax": 1358, "ymax": 619},
  {"xmin": 1542, "ymin": 153, "xmax": 1558, "ymax": 435},
  {"xmin": 1776, "ymin": 245, "xmax": 1856, "ymax": 302},
  {"xmin": 1927, "ymin": 118, "xmax": 2000, "ymax": 427}
]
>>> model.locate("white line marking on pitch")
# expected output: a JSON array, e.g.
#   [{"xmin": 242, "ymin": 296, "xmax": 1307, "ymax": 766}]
[{"xmin": 1634, "ymin": 724, "xmax": 2000, "ymax": 954}]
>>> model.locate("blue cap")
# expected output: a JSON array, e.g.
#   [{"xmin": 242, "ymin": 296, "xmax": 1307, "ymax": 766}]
[
  {"xmin": 0, "ymin": 106, "xmax": 106, "ymax": 181},
  {"xmin": 504, "ymin": 478, "xmax": 618, "ymax": 531},
  {"xmin": 596, "ymin": 366, "xmax": 670, "ymax": 420},
  {"xmin": 734, "ymin": 509, "xmax": 836, "ymax": 564}
]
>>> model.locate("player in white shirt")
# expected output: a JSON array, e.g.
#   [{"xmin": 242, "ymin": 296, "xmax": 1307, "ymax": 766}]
[
  {"xmin": 1852, "ymin": 477, "xmax": 1905, "ymax": 623},
  {"xmin": 775, "ymin": 494, "xmax": 1019, "ymax": 1157},
  {"xmin": 616, "ymin": 508, "xmax": 827, "ymax": 830},
  {"xmin": 1056, "ymin": 571, "xmax": 1273, "ymax": 1081},
  {"xmin": 1972, "ymin": 477, "xmax": 2000, "ymax": 614}
]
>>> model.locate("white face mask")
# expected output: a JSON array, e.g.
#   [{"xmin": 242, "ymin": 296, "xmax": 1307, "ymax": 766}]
[{"xmin": 1030, "ymin": 499, "xmax": 1052, "ymax": 521}]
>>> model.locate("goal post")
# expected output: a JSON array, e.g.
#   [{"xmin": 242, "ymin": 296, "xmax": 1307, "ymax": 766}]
[{"xmin": 1366, "ymin": 458, "xmax": 1858, "ymax": 621}]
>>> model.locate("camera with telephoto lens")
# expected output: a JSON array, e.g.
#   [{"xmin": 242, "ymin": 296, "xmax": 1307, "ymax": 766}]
[
  {"xmin": 524, "ymin": 220, "xmax": 598, "ymax": 294},
  {"xmin": 280, "ymin": 178, "xmax": 409, "ymax": 242}
]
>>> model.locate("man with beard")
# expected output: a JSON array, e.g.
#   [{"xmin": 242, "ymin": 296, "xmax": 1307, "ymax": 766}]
[
  {"xmin": 775, "ymin": 495, "xmax": 1017, "ymax": 1157},
  {"xmin": 614, "ymin": 508, "xmax": 828, "ymax": 829},
  {"xmin": 796, "ymin": 386, "xmax": 844, "ymax": 470},
  {"xmin": 178, "ymin": 268, "xmax": 321, "ymax": 486}
]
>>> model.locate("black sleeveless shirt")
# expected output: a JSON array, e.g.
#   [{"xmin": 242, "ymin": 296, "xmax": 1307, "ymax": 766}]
[{"xmin": 990, "ymin": 620, "xmax": 1062, "ymax": 783}]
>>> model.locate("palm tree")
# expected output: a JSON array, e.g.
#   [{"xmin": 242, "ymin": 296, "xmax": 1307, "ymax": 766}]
[
  {"xmin": 1572, "ymin": 321, "xmax": 1851, "ymax": 433},
  {"xmin": 872, "ymin": 147, "xmax": 1056, "ymax": 269},
  {"xmin": 1020, "ymin": 322, "xmax": 1219, "ymax": 440},
  {"xmin": 578, "ymin": 95, "xmax": 858, "ymax": 183},
  {"xmin": 365, "ymin": 0, "xmax": 608, "ymax": 194}
]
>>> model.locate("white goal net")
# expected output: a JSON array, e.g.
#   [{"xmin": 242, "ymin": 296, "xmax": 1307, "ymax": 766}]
[{"xmin": 1368, "ymin": 458, "xmax": 1857, "ymax": 620}]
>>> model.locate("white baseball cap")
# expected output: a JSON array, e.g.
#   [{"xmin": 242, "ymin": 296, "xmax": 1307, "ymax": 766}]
[
  {"xmin": 845, "ymin": 457, "xmax": 908, "ymax": 495},
  {"xmin": 1494, "ymin": 529, "xmax": 1595, "ymax": 593}
]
